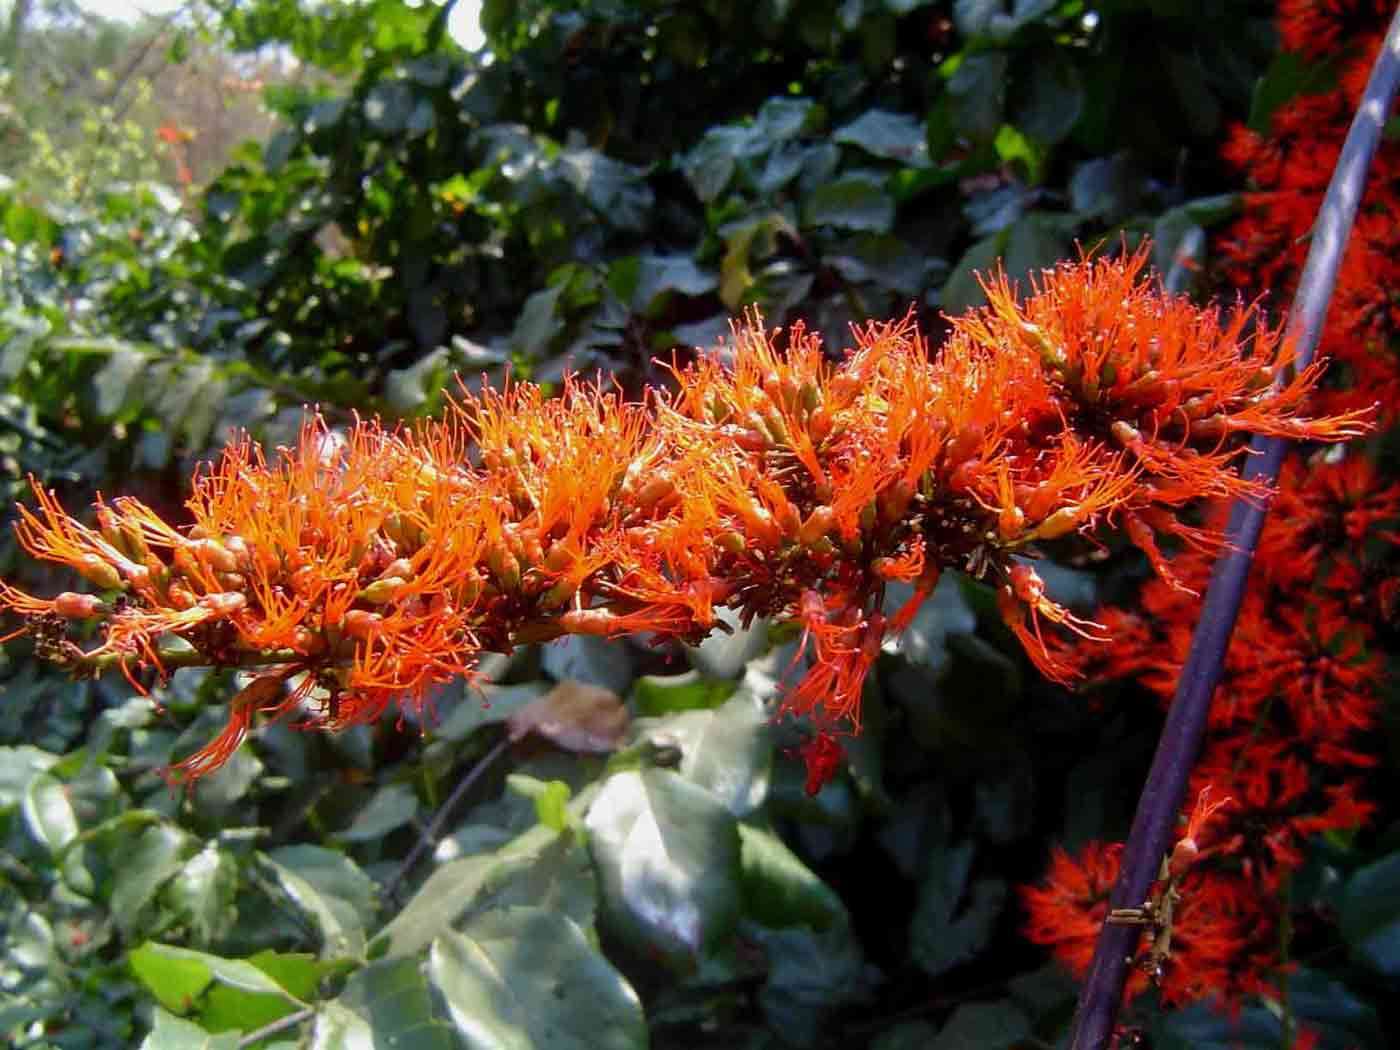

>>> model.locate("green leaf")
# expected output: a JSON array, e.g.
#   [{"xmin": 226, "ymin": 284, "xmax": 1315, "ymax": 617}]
[
  {"xmin": 835, "ymin": 110, "xmax": 930, "ymax": 167},
  {"xmin": 261, "ymin": 845, "xmax": 379, "ymax": 959},
  {"xmin": 932, "ymin": 1002, "xmax": 1031, "ymax": 1049},
  {"xmin": 909, "ymin": 841, "xmax": 1006, "ymax": 977},
  {"xmin": 939, "ymin": 233, "xmax": 1005, "ymax": 311},
  {"xmin": 427, "ymin": 908, "xmax": 647, "ymax": 1050},
  {"xmin": 323, "ymin": 957, "xmax": 457, "ymax": 1050},
  {"xmin": 803, "ymin": 174, "xmax": 894, "ymax": 233},
  {"xmin": 23, "ymin": 770, "xmax": 90, "ymax": 893},
  {"xmin": 339, "ymin": 782, "xmax": 419, "ymax": 842},
  {"xmin": 681, "ymin": 129, "xmax": 743, "ymax": 202},
  {"xmin": 632, "ymin": 254, "xmax": 719, "ymax": 313},
  {"xmin": 112, "ymin": 824, "xmax": 197, "ymax": 938},
  {"xmin": 162, "ymin": 844, "xmax": 238, "ymax": 946},
  {"xmin": 510, "ymin": 283, "xmax": 567, "ymax": 356},
  {"xmin": 883, "ymin": 573, "xmax": 978, "ymax": 674},
  {"xmin": 739, "ymin": 823, "xmax": 846, "ymax": 931},
  {"xmin": 247, "ymin": 951, "xmax": 340, "ymax": 1002},
  {"xmin": 632, "ymin": 672, "xmax": 738, "ymax": 716},
  {"xmin": 375, "ymin": 854, "xmax": 497, "ymax": 959},
  {"xmin": 191, "ymin": 746, "xmax": 263, "ymax": 812},
  {"xmin": 365, "ymin": 81, "xmax": 415, "ymax": 134},
  {"xmin": 1014, "ymin": 51, "xmax": 1084, "ymax": 145},
  {"xmin": 1002, "ymin": 211, "xmax": 1075, "ymax": 290},
  {"xmin": 1069, "ymin": 153, "xmax": 1140, "ymax": 221},
  {"xmin": 434, "ymin": 681, "xmax": 551, "ymax": 742},
  {"xmin": 1340, "ymin": 851, "xmax": 1400, "ymax": 975},
  {"xmin": 139, "ymin": 1009, "xmax": 240, "ymax": 1050},
  {"xmin": 686, "ymin": 607, "xmax": 769, "ymax": 679},
  {"xmin": 130, "ymin": 942, "xmax": 298, "ymax": 1015},
  {"xmin": 508, "ymin": 775, "xmax": 572, "ymax": 830},
  {"xmin": 376, "ymin": 827, "xmax": 598, "ymax": 959},
  {"xmin": 586, "ymin": 768, "xmax": 742, "ymax": 966},
  {"xmin": 22, "ymin": 770, "xmax": 78, "ymax": 853},
  {"xmin": 949, "ymin": 54, "xmax": 1009, "ymax": 139},
  {"xmin": 751, "ymin": 922, "xmax": 868, "ymax": 1045},
  {"xmin": 826, "ymin": 233, "xmax": 926, "ymax": 296},
  {"xmin": 1152, "ymin": 194, "xmax": 1238, "ymax": 275},
  {"xmin": 635, "ymin": 688, "xmax": 772, "ymax": 817}
]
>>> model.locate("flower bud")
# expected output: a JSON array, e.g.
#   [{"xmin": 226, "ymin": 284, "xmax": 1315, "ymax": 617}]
[
  {"xmin": 799, "ymin": 506, "xmax": 835, "ymax": 546},
  {"xmin": 198, "ymin": 591, "xmax": 247, "ymax": 616},
  {"xmin": 561, "ymin": 608, "xmax": 616, "ymax": 636},
  {"xmin": 76, "ymin": 554, "xmax": 123, "ymax": 591},
  {"xmin": 359, "ymin": 577, "xmax": 406, "ymax": 604},
  {"xmin": 342, "ymin": 609, "xmax": 382, "ymax": 640},
  {"xmin": 54, "ymin": 592, "xmax": 106, "ymax": 619},
  {"xmin": 539, "ymin": 577, "xmax": 579, "ymax": 609},
  {"xmin": 378, "ymin": 558, "xmax": 414, "ymax": 581},
  {"xmin": 1034, "ymin": 506, "xmax": 1082, "ymax": 541}
]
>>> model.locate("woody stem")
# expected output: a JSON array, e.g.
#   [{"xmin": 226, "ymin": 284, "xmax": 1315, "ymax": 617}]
[{"xmin": 1068, "ymin": 8, "xmax": 1400, "ymax": 1049}]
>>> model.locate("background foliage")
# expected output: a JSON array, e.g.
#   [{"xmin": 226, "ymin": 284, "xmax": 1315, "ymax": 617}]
[{"xmin": 1, "ymin": 0, "xmax": 1396, "ymax": 1047}]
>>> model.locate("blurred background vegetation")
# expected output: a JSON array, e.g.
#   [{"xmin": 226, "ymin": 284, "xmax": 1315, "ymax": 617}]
[{"xmin": 0, "ymin": 1, "xmax": 1396, "ymax": 1048}]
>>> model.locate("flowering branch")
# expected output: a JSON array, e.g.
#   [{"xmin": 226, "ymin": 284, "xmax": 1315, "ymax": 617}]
[
  {"xmin": 1067, "ymin": 8, "xmax": 1400, "ymax": 1048},
  {"xmin": 0, "ymin": 249, "xmax": 1369, "ymax": 796}
]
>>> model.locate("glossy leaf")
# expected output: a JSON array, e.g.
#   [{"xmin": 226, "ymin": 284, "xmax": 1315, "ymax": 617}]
[
  {"xmin": 586, "ymin": 768, "xmax": 742, "ymax": 966},
  {"xmin": 427, "ymin": 907, "xmax": 646, "ymax": 1050}
]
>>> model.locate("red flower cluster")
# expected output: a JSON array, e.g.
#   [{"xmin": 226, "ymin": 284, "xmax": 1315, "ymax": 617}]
[
  {"xmin": 1220, "ymin": 0, "xmax": 1400, "ymax": 422},
  {"xmin": 1024, "ymin": 448, "xmax": 1399, "ymax": 1007},
  {"xmin": 0, "ymin": 251, "xmax": 1365, "ymax": 789},
  {"xmin": 1024, "ymin": 1, "xmax": 1400, "ymax": 1017}
]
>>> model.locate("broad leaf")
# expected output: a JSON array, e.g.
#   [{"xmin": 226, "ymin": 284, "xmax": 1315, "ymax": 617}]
[
  {"xmin": 427, "ymin": 908, "xmax": 646, "ymax": 1050},
  {"xmin": 586, "ymin": 768, "xmax": 741, "ymax": 966}
]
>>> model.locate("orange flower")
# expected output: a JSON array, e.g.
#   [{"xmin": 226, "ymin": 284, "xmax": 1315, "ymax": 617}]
[{"xmin": 0, "ymin": 248, "xmax": 1371, "ymax": 789}]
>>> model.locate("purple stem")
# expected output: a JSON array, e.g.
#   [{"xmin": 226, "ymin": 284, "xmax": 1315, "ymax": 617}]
[{"xmin": 1068, "ymin": 9, "xmax": 1400, "ymax": 1049}]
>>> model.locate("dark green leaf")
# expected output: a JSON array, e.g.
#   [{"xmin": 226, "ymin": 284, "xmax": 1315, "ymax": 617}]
[
  {"xmin": 339, "ymin": 782, "xmax": 419, "ymax": 842},
  {"xmin": 739, "ymin": 823, "xmax": 846, "ymax": 931},
  {"xmin": 1340, "ymin": 851, "xmax": 1400, "ymax": 975},
  {"xmin": 909, "ymin": 841, "xmax": 1006, "ymax": 977},
  {"xmin": 262, "ymin": 845, "xmax": 379, "ymax": 959},
  {"xmin": 939, "ymin": 233, "xmax": 1005, "ymax": 311},
  {"xmin": 751, "ymin": 922, "xmax": 869, "ymax": 1045},
  {"xmin": 803, "ymin": 174, "xmax": 894, "ymax": 233},
  {"xmin": 1014, "ymin": 51, "xmax": 1084, "ymax": 145},
  {"xmin": 586, "ymin": 768, "xmax": 742, "ymax": 966},
  {"xmin": 835, "ymin": 110, "xmax": 930, "ymax": 167},
  {"xmin": 162, "ymin": 844, "xmax": 238, "ymax": 946},
  {"xmin": 112, "ymin": 824, "xmax": 197, "ymax": 938},
  {"xmin": 322, "ymin": 957, "xmax": 456, "ymax": 1050},
  {"xmin": 428, "ymin": 908, "xmax": 646, "ymax": 1050},
  {"xmin": 949, "ymin": 54, "xmax": 1009, "ymax": 139},
  {"xmin": 932, "ymin": 1002, "xmax": 1031, "ymax": 1049}
]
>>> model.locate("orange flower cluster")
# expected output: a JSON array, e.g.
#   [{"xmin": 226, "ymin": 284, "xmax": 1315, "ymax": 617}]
[
  {"xmin": 1025, "ymin": 1, "xmax": 1400, "ymax": 1006},
  {"xmin": 1220, "ymin": 0, "xmax": 1400, "ymax": 421},
  {"xmin": 0, "ymin": 250, "xmax": 1366, "ymax": 788}
]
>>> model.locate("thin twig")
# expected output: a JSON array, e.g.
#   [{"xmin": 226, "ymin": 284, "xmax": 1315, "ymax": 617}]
[
  {"xmin": 381, "ymin": 734, "xmax": 511, "ymax": 907},
  {"xmin": 1067, "ymin": 9, "xmax": 1400, "ymax": 1049},
  {"xmin": 237, "ymin": 1006, "xmax": 313, "ymax": 1048}
]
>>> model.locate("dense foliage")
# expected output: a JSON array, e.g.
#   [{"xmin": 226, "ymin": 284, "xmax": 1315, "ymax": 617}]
[{"xmin": 1, "ymin": 1, "xmax": 1398, "ymax": 1048}]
